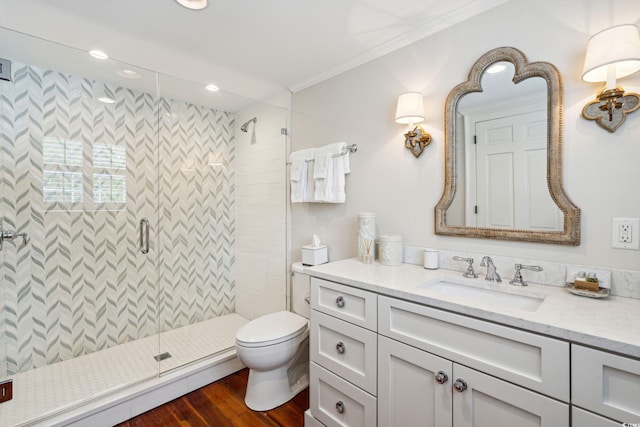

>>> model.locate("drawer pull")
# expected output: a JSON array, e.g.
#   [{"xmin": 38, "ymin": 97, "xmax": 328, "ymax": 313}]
[
  {"xmin": 435, "ymin": 371, "xmax": 448, "ymax": 384},
  {"xmin": 453, "ymin": 378, "xmax": 467, "ymax": 392},
  {"xmin": 336, "ymin": 342, "xmax": 345, "ymax": 354},
  {"xmin": 336, "ymin": 296, "xmax": 345, "ymax": 308},
  {"xmin": 336, "ymin": 400, "xmax": 345, "ymax": 414}
]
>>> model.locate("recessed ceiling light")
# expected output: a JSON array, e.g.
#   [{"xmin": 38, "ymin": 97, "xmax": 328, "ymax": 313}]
[
  {"xmin": 117, "ymin": 69, "xmax": 141, "ymax": 79},
  {"xmin": 98, "ymin": 96, "xmax": 115, "ymax": 104},
  {"xmin": 175, "ymin": 0, "xmax": 207, "ymax": 10},
  {"xmin": 205, "ymin": 84, "xmax": 219, "ymax": 92},
  {"xmin": 487, "ymin": 63, "xmax": 507, "ymax": 74},
  {"xmin": 89, "ymin": 50, "xmax": 109, "ymax": 60}
]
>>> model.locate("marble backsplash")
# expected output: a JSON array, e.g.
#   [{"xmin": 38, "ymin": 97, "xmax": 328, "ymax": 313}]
[{"xmin": 402, "ymin": 245, "xmax": 640, "ymax": 300}]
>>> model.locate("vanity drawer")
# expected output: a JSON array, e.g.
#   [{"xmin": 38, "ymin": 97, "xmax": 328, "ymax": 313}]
[
  {"xmin": 378, "ymin": 295, "xmax": 569, "ymax": 401},
  {"xmin": 571, "ymin": 407, "xmax": 621, "ymax": 427},
  {"xmin": 572, "ymin": 344, "xmax": 640, "ymax": 423},
  {"xmin": 311, "ymin": 278, "xmax": 377, "ymax": 331},
  {"xmin": 311, "ymin": 310, "xmax": 377, "ymax": 395},
  {"xmin": 310, "ymin": 362, "xmax": 376, "ymax": 427}
]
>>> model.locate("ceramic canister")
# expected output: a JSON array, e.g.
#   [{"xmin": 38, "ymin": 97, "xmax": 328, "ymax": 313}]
[{"xmin": 378, "ymin": 234, "xmax": 403, "ymax": 266}]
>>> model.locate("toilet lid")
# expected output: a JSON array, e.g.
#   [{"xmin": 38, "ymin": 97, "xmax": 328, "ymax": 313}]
[{"xmin": 236, "ymin": 311, "xmax": 308, "ymax": 347}]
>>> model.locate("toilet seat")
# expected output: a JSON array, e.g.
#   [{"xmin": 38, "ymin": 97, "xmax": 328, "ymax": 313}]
[{"xmin": 236, "ymin": 311, "xmax": 308, "ymax": 348}]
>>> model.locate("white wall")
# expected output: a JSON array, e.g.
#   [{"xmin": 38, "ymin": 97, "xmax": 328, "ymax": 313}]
[
  {"xmin": 291, "ymin": 0, "xmax": 640, "ymax": 272},
  {"xmin": 234, "ymin": 102, "xmax": 289, "ymax": 319}
]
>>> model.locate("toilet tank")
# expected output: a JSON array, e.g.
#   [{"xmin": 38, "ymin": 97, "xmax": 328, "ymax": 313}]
[{"xmin": 292, "ymin": 262, "xmax": 311, "ymax": 319}]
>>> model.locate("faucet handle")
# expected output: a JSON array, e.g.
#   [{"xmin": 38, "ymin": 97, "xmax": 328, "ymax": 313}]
[
  {"xmin": 509, "ymin": 264, "xmax": 543, "ymax": 286},
  {"xmin": 453, "ymin": 256, "xmax": 478, "ymax": 278}
]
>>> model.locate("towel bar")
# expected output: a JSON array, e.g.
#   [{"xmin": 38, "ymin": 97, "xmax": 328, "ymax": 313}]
[{"xmin": 286, "ymin": 144, "xmax": 357, "ymax": 165}]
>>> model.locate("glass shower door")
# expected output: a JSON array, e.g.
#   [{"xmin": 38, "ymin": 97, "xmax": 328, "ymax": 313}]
[{"xmin": 0, "ymin": 28, "xmax": 163, "ymax": 425}]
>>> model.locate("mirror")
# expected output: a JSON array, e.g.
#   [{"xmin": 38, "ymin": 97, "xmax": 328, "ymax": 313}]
[{"xmin": 435, "ymin": 47, "xmax": 580, "ymax": 245}]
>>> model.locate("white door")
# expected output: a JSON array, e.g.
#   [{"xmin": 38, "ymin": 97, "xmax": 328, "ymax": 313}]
[
  {"xmin": 378, "ymin": 336, "xmax": 453, "ymax": 427},
  {"xmin": 452, "ymin": 364, "xmax": 568, "ymax": 427},
  {"xmin": 475, "ymin": 111, "xmax": 562, "ymax": 230}
]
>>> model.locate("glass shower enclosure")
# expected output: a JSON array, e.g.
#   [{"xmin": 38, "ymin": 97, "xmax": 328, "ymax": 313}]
[{"xmin": 0, "ymin": 27, "xmax": 286, "ymax": 426}]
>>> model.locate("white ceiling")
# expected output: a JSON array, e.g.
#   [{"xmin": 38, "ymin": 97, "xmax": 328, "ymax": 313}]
[{"xmin": 0, "ymin": 0, "xmax": 510, "ymax": 111}]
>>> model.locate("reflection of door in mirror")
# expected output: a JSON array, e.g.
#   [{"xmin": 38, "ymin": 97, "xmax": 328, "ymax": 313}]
[
  {"xmin": 445, "ymin": 61, "xmax": 562, "ymax": 231},
  {"xmin": 474, "ymin": 111, "xmax": 562, "ymax": 230}
]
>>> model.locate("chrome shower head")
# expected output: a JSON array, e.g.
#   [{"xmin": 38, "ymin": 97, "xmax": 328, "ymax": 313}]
[{"xmin": 240, "ymin": 117, "xmax": 257, "ymax": 133}]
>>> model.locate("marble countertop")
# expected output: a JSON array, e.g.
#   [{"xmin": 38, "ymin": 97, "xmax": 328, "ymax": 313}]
[{"xmin": 304, "ymin": 258, "xmax": 640, "ymax": 359}]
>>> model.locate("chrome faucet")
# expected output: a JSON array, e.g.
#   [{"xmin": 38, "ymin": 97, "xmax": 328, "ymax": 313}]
[
  {"xmin": 453, "ymin": 256, "xmax": 478, "ymax": 278},
  {"xmin": 480, "ymin": 256, "xmax": 501, "ymax": 282},
  {"xmin": 509, "ymin": 264, "xmax": 543, "ymax": 286}
]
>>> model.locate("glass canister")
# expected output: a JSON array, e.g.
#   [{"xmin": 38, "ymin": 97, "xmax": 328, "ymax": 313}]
[
  {"xmin": 357, "ymin": 213, "xmax": 376, "ymax": 263},
  {"xmin": 378, "ymin": 234, "xmax": 403, "ymax": 266}
]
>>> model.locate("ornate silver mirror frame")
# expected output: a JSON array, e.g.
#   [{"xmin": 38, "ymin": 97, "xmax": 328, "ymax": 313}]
[{"xmin": 434, "ymin": 47, "xmax": 581, "ymax": 245}]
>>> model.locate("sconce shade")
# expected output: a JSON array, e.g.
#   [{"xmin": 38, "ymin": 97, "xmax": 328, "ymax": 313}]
[
  {"xmin": 395, "ymin": 92, "xmax": 425, "ymax": 124},
  {"xmin": 582, "ymin": 24, "xmax": 640, "ymax": 82}
]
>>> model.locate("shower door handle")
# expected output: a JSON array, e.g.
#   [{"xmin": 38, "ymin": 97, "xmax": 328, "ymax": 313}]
[
  {"xmin": 0, "ymin": 219, "xmax": 28, "ymax": 250},
  {"xmin": 139, "ymin": 218, "xmax": 150, "ymax": 254}
]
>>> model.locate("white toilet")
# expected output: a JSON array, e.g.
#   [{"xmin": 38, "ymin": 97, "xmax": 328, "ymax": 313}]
[{"xmin": 235, "ymin": 262, "xmax": 311, "ymax": 411}]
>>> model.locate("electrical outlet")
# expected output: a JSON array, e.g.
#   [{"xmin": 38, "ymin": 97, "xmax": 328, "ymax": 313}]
[
  {"xmin": 612, "ymin": 218, "xmax": 640, "ymax": 250},
  {"xmin": 0, "ymin": 379, "xmax": 12, "ymax": 403}
]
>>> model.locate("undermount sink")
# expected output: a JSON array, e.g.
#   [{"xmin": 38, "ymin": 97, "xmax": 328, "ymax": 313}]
[{"xmin": 419, "ymin": 280, "xmax": 546, "ymax": 312}]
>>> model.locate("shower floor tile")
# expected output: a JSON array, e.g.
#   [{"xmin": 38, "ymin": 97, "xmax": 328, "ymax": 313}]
[{"xmin": 0, "ymin": 313, "xmax": 248, "ymax": 427}]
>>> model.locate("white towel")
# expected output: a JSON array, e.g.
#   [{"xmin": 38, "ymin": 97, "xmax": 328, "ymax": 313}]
[
  {"xmin": 314, "ymin": 151, "xmax": 350, "ymax": 203},
  {"xmin": 327, "ymin": 153, "xmax": 348, "ymax": 203},
  {"xmin": 313, "ymin": 142, "xmax": 347, "ymax": 179},
  {"xmin": 304, "ymin": 161, "xmax": 316, "ymax": 202},
  {"xmin": 289, "ymin": 148, "xmax": 315, "ymax": 203}
]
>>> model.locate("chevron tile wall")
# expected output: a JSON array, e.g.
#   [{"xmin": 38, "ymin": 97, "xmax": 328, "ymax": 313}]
[{"xmin": 0, "ymin": 62, "xmax": 235, "ymax": 377}]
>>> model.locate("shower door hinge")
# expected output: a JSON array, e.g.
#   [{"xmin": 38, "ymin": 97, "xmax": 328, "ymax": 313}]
[
  {"xmin": 281, "ymin": 128, "xmax": 288, "ymax": 135},
  {"xmin": 0, "ymin": 58, "xmax": 11, "ymax": 82}
]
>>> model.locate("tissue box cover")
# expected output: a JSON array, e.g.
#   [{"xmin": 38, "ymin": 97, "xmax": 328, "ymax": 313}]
[{"xmin": 302, "ymin": 245, "xmax": 328, "ymax": 265}]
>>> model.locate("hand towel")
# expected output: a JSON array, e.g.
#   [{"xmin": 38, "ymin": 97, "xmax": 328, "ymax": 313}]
[
  {"xmin": 304, "ymin": 161, "xmax": 316, "ymax": 202},
  {"xmin": 314, "ymin": 151, "xmax": 350, "ymax": 203},
  {"xmin": 289, "ymin": 148, "xmax": 314, "ymax": 203},
  {"xmin": 313, "ymin": 142, "xmax": 347, "ymax": 179}
]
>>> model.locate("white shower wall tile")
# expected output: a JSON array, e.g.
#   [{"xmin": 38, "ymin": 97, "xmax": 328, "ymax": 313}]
[{"xmin": 234, "ymin": 104, "xmax": 287, "ymax": 321}]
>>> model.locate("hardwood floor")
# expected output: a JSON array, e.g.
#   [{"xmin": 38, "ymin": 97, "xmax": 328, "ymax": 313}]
[{"xmin": 116, "ymin": 369, "xmax": 309, "ymax": 427}]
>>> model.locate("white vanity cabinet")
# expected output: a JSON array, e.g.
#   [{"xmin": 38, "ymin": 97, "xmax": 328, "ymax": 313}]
[
  {"xmin": 378, "ymin": 336, "xmax": 568, "ymax": 427},
  {"xmin": 378, "ymin": 296, "xmax": 569, "ymax": 427},
  {"xmin": 571, "ymin": 344, "xmax": 640, "ymax": 424},
  {"xmin": 309, "ymin": 278, "xmax": 378, "ymax": 427}
]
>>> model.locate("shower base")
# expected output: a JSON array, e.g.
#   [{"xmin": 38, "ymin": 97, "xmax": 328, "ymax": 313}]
[{"xmin": 0, "ymin": 313, "xmax": 249, "ymax": 427}]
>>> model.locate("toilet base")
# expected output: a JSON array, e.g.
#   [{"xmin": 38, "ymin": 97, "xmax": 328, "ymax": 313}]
[{"xmin": 244, "ymin": 361, "xmax": 309, "ymax": 411}]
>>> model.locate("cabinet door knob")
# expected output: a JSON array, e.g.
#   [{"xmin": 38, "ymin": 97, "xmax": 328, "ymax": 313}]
[
  {"xmin": 336, "ymin": 342, "xmax": 345, "ymax": 354},
  {"xmin": 435, "ymin": 371, "xmax": 448, "ymax": 384},
  {"xmin": 453, "ymin": 378, "xmax": 468, "ymax": 392},
  {"xmin": 336, "ymin": 296, "xmax": 345, "ymax": 308},
  {"xmin": 335, "ymin": 400, "xmax": 345, "ymax": 413}
]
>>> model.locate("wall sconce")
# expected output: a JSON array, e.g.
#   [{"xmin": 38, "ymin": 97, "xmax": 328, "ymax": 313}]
[
  {"xmin": 582, "ymin": 24, "xmax": 640, "ymax": 133},
  {"xmin": 395, "ymin": 92, "xmax": 432, "ymax": 158}
]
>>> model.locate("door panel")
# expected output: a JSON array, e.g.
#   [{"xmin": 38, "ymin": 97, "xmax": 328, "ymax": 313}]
[
  {"xmin": 378, "ymin": 336, "xmax": 452, "ymax": 427},
  {"xmin": 475, "ymin": 110, "xmax": 561, "ymax": 230},
  {"xmin": 453, "ymin": 364, "xmax": 568, "ymax": 427}
]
